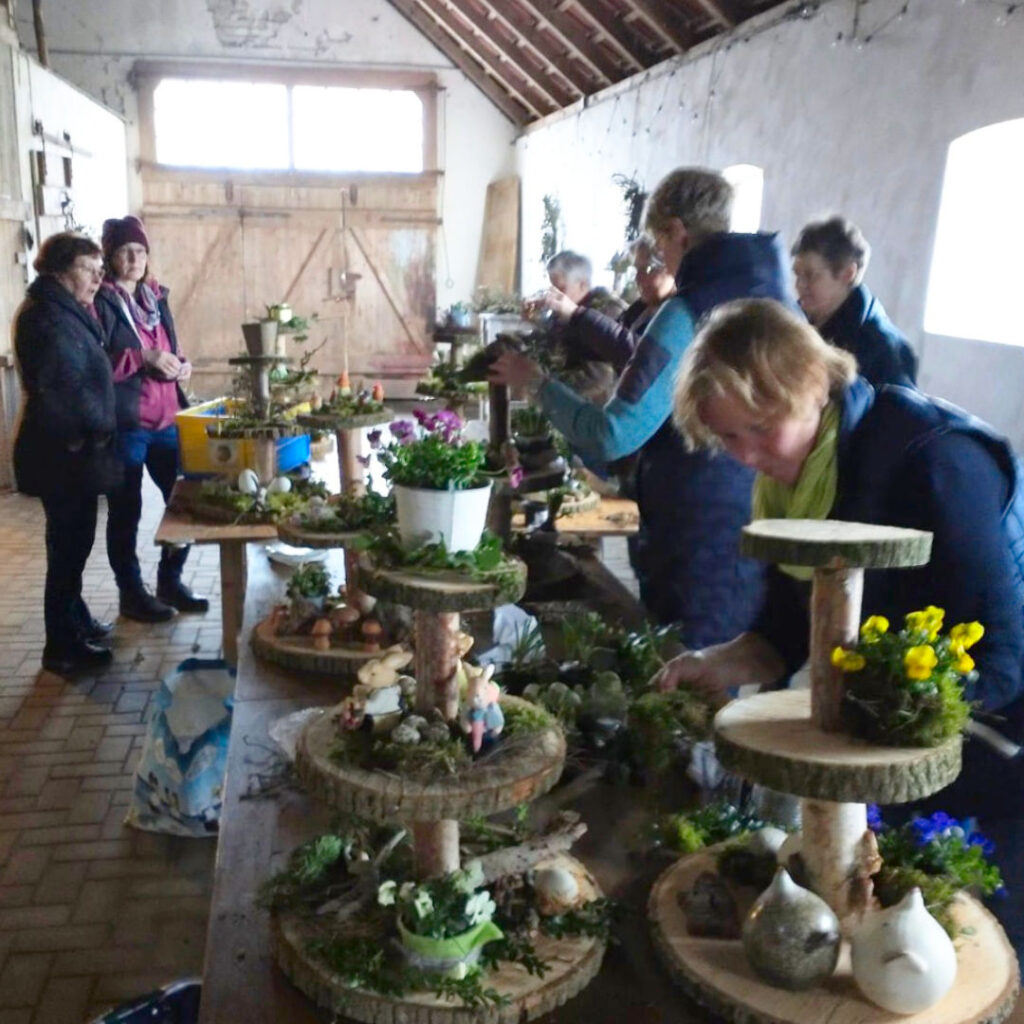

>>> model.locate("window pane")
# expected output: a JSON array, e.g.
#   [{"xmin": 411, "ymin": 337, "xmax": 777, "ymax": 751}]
[
  {"xmin": 925, "ymin": 119, "xmax": 1024, "ymax": 346},
  {"xmin": 292, "ymin": 86, "xmax": 423, "ymax": 173},
  {"xmin": 723, "ymin": 164, "xmax": 764, "ymax": 233},
  {"xmin": 154, "ymin": 79, "xmax": 289, "ymax": 170}
]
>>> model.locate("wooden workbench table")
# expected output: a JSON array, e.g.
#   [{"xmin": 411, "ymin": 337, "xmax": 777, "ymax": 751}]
[
  {"xmin": 155, "ymin": 479, "xmax": 279, "ymax": 667},
  {"xmin": 198, "ymin": 541, "xmax": 720, "ymax": 1024}
]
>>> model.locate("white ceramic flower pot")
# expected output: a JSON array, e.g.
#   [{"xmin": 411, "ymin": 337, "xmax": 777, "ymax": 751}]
[{"xmin": 394, "ymin": 482, "xmax": 492, "ymax": 553}]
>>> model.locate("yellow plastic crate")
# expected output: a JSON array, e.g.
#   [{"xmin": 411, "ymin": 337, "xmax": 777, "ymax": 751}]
[{"xmin": 176, "ymin": 397, "xmax": 312, "ymax": 478}]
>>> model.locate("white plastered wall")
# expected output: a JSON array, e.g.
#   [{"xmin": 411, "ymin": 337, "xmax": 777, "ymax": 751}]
[{"xmin": 515, "ymin": 0, "xmax": 1024, "ymax": 445}]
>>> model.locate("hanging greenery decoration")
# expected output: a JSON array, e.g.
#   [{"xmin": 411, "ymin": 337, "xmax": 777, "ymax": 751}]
[{"xmin": 540, "ymin": 194, "xmax": 562, "ymax": 264}]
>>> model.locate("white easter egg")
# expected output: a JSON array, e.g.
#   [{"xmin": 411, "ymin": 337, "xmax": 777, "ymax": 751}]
[
  {"xmin": 267, "ymin": 476, "xmax": 292, "ymax": 494},
  {"xmin": 237, "ymin": 469, "xmax": 260, "ymax": 494},
  {"xmin": 534, "ymin": 865, "xmax": 579, "ymax": 905},
  {"xmin": 747, "ymin": 826, "xmax": 789, "ymax": 858}
]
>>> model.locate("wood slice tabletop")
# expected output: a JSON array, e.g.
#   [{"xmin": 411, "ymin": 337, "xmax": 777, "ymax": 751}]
[
  {"xmin": 157, "ymin": 480, "xmax": 280, "ymax": 544},
  {"xmin": 296, "ymin": 409, "xmax": 394, "ymax": 431},
  {"xmin": 649, "ymin": 846, "xmax": 1019, "ymax": 1024},
  {"xmin": 741, "ymin": 519, "xmax": 933, "ymax": 568},
  {"xmin": 295, "ymin": 697, "xmax": 566, "ymax": 821},
  {"xmin": 271, "ymin": 854, "xmax": 605, "ymax": 1024},
  {"xmin": 713, "ymin": 689, "xmax": 962, "ymax": 804},
  {"xmin": 276, "ymin": 520, "xmax": 366, "ymax": 549},
  {"xmin": 359, "ymin": 559, "xmax": 528, "ymax": 612}
]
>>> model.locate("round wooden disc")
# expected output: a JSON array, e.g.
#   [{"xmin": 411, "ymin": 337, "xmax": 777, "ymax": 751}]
[
  {"xmin": 251, "ymin": 617, "xmax": 386, "ymax": 677},
  {"xmin": 649, "ymin": 847, "xmax": 1019, "ymax": 1024},
  {"xmin": 740, "ymin": 519, "xmax": 933, "ymax": 568},
  {"xmin": 296, "ymin": 409, "xmax": 393, "ymax": 431},
  {"xmin": 277, "ymin": 520, "xmax": 365, "ymax": 549},
  {"xmin": 295, "ymin": 697, "xmax": 566, "ymax": 821},
  {"xmin": 359, "ymin": 560, "xmax": 527, "ymax": 612},
  {"xmin": 271, "ymin": 854, "xmax": 605, "ymax": 1024},
  {"xmin": 228, "ymin": 354, "xmax": 292, "ymax": 365},
  {"xmin": 714, "ymin": 689, "xmax": 962, "ymax": 804}
]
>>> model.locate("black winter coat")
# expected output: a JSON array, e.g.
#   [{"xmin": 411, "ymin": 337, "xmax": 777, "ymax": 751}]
[
  {"xmin": 13, "ymin": 276, "xmax": 119, "ymax": 497},
  {"xmin": 94, "ymin": 284, "xmax": 187, "ymax": 432}
]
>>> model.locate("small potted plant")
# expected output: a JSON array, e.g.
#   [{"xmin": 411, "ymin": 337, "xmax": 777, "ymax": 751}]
[
  {"xmin": 832, "ymin": 608, "xmax": 978, "ymax": 746},
  {"xmin": 377, "ymin": 860, "xmax": 502, "ymax": 978},
  {"xmin": 377, "ymin": 409, "xmax": 491, "ymax": 552},
  {"xmin": 445, "ymin": 301, "xmax": 473, "ymax": 329},
  {"xmin": 286, "ymin": 561, "xmax": 332, "ymax": 615}
]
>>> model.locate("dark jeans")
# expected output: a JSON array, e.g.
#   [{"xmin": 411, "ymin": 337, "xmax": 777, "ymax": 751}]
[
  {"xmin": 41, "ymin": 490, "xmax": 99, "ymax": 656},
  {"xmin": 106, "ymin": 425, "xmax": 188, "ymax": 591}
]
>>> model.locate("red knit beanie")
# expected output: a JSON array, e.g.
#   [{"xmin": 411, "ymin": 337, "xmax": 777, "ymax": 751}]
[{"xmin": 101, "ymin": 215, "xmax": 149, "ymax": 256}]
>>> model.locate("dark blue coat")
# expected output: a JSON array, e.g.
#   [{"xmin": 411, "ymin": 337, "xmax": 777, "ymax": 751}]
[
  {"xmin": 755, "ymin": 378, "xmax": 1024, "ymax": 737},
  {"xmin": 13, "ymin": 276, "xmax": 118, "ymax": 497},
  {"xmin": 94, "ymin": 285, "xmax": 187, "ymax": 432},
  {"xmin": 820, "ymin": 284, "xmax": 917, "ymax": 388}
]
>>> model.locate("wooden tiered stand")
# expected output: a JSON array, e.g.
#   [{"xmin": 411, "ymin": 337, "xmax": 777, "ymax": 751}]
[
  {"xmin": 251, "ymin": 406, "xmax": 395, "ymax": 677},
  {"xmin": 649, "ymin": 519, "xmax": 1020, "ymax": 1024},
  {"xmin": 271, "ymin": 559, "xmax": 607, "ymax": 1022}
]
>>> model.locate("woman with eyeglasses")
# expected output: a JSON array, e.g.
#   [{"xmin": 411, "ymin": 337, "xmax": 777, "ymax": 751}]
[{"xmin": 13, "ymin": 232, "xmax": 121, "ymax": 675}]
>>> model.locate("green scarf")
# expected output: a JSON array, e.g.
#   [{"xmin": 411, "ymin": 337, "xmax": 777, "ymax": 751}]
[{"xmin": 751, "ymin": 402, "xmax": 840, "ymax": 580}]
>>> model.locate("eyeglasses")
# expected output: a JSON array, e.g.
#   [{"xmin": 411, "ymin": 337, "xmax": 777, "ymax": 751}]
[{"xmin": 634, "ymin": 261, "xmax": 665, "ymax": 275}]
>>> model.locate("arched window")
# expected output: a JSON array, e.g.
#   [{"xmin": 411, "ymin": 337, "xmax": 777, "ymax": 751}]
[
  {"xmin": 723, "ymin": 164, "xmax": 764, "ymax": 233},
  {"xmin": 925, "ymin": 119, "xmax": 1024, "ymax": 346}
]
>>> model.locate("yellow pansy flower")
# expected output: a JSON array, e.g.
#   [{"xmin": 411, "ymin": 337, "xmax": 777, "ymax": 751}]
[
  {"xmin": 904, "ymin": 644, "xmax": 938, "ymax": 681},
  {"xmin": 950, "ymin": 621, "xmax": 985, "ymax": 650},
  {"xmin": 906, "ymin": 607, "xmax": 944, "ymax": 640},
  {"xmin": 830, "ymin": 646, "xmax": 866, "ymax": 672},
  {"xmin": 860, "ymin": 615, "xmax": 889, "ymax": 641},
  {"xmin": 954, "ymin": 651, "xmax": 975, "ymax": 674}
]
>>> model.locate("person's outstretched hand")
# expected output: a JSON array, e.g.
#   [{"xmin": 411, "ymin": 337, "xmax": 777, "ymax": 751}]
[
  {"xmin": 488, "ymin": 349, "xmax": 543, "ymax": 388},
  {"xmin": 653, "ymin": 650, "xmax": 730, "ymax": 709},
  {"xmin": 543, "ymin": 287, "xmax": 578, "ymax": 322}
]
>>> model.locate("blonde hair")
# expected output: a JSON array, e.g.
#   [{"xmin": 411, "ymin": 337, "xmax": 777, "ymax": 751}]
[
  {"xmin": 673, "ymin": 299, "xmax": 857, "ymax": 450},
  {"xmin": 644, "ymin": 168, "xmax": 734, "ymax": 244}
]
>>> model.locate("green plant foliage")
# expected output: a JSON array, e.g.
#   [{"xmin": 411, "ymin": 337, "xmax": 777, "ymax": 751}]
[
  {"xmin": 286, "ymin": 561, "xmax": 331, "ymax": 600},
  {"xmin": 330, "ymin": 727, "xmax": 470, "ymax": 780},
  {"xmin": 355, "ymin": 529, "xmax": 524, "ymax": 600},
  {"xmin": 835, "ymin": 609, "xmax": 977, "ymax": 746},
  {"xmin": 521, "ymin": 681, "xmax": 582, "ymax": 727},
  {"xmin": 379, "ymin": 409, "xmax": 486, "ymax": 491},
  {"xmin": 257, "ymin": 833, "xmax": 348, "ymax": 910},
  {"xmin": 197, "ymin": 476, "xmax": 326, "ymax": 524},
  {"xmin": 627, "ymin": 689, "xmax": 711, "ymax": 777},
  {"xmin": 292, "ymin": 490, "xmax": 395, "ymax": 533},
  {"xmin": 320, "ymin": 390, "xmax": 387, "ymax": 418},
  {"xmin": 500, "ymin": 700, "xmax": 557, "ymax": 738},
  {"xmin": 540, "ymin": 194, "xmax": 562, "ymax": 264},
  {"xmin": 511, "ymin": 406, "xmax": 551, "ymax": 438},
  {"xmin": 506, "ymin": 621, "xmax": 546, "ymax": 671},
  {"xmin": 538, "ymin": 897, "xmax": 614, "ymax": 940},
  {"xmin": 653, "ymin": 802, "xmax": 769, "ymax": 855}
]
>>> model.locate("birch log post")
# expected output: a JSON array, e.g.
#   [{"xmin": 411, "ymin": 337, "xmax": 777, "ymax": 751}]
[{"xmin": 809, "ymin": 565, "xmax": 863, "ymax": 732}]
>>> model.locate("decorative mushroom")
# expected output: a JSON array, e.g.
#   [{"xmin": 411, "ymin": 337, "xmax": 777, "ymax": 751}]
[
  {"xmin": 330, "ymin": 604, "xmax": 362, "ymax": 635},
  {"xmin": 361, "ymin": 619, "xmax": 383, "ymax": 652},
  {"xmin": 311, "ymin": 618, "xmax": 333, "ymax": 652}
]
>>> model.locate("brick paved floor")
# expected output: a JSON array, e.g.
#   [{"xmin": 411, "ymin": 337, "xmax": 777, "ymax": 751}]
[{"xmin": 0, "ymin": 478, "xmax": 222, "ymax": 1024}]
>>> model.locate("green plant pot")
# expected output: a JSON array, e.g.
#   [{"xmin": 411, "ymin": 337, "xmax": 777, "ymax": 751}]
[{"xmin": 396, "ymin": 916, "xmax": 503, "ymax": 978}]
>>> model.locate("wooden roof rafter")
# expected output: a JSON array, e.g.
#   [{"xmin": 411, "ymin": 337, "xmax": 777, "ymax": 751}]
[
  {"xmin": 682, "ymin": 0, "xmax": 741, "ymax": 29},
  {"xmin": 388, "ymin": 0, "xmax": 530, "ymax": 123},
  {"xmin": 470, "ymin": 0, "xmax": 596, "ymax": 96},
  {"xmin": 620, "ymin": 0, "xmax": 697, "ymax": 52},
  {"xmin": 439, "ymin": 0, "xmax": 578, "ymax": 109},
  {"xmin": 414, "ymin": 0, "xmax": 556, "ymax": 120},
  {"xmin": 564, "ymin": 0, "xmax": 656, "ymax": 72},
  {"xmin": 517, "ymin": 0, "xmax": 622, "ymax": 85}
]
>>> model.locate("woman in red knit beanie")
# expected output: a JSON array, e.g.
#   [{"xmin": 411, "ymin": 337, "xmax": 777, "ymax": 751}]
[{"xmin": 95, "ymin": 215, "xmax": 209, "ymax": 622}]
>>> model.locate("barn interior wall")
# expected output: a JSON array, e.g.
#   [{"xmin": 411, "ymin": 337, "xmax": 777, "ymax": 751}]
[
  {"xmin": 515, "ymin": 0, "xmax": 1024, "ymax": 446},
  {"xmin": 13, "ymin": 0, "xmax": 518, "ymax": 317}
]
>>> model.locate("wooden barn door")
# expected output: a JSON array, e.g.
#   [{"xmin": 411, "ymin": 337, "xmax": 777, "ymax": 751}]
[{"xmin": 141, "ymin": 175, "xmax": 438, "ymax": 398}]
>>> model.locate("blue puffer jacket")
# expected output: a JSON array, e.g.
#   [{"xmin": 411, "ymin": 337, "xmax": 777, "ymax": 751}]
[
  {"xmin": 820, "ymin": 284, "xmax": 917, "ymax": 388},
  {"xmin": 539, "ymin": 232, "xmax": 793, "ymax": 645},
  {"xmin": 756, "ymin": 378, "xmax": 1024, "ymax": 737}
]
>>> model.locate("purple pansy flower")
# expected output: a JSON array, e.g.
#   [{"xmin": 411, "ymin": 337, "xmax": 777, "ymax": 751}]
[
  {"xmin": 389, "ymin": 419, "xmax": 415, "ymax": 446},
  {"xmin": 367, "ymin": 429, "xmax": 382, "ymax": 449},
  {"xmin": 509, "ymin": 465, "xmax": 524, "ymax": 489},
  {"xmin": 356, "ymin": 454, "xmax": 372, "ymax": 468}
]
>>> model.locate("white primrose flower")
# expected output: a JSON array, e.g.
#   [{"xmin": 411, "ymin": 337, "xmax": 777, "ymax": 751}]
[
  {"xmin": 460, "ymin": 860, "xmax": 485, "ymax": 893},
  {"xmin": 412, "ymin": 889, "xmax": 434, "ymax": 919},
  {"xmin": 377, "ymin": 880, "xmax": 397, "ymax": 907},
  {"xmin": 465, "ymin": 890, "xmax": 496, "ymax": 926},
  {"xmin": 399, "ymin": 881, "xmax": 417, "ymax": 901}
]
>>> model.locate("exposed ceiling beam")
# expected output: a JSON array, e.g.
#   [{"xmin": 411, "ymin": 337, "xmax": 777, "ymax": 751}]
[
  {"xmin": 684, "ymin": 0, "xmax": 740, "ymax": 29},
  {"xmin": 414, "ymin": 0, "xmax": 552, "ymax": 120},
  {"xmin": 440, "ymin": 0, "xmax": 577, "ymax": 110},
  {"xmin": 386, "ymin": 0, "xmax": 530, "ymax": 124},
  {"xmin": 621, "ymin": 0, "xmax": 696, "ymax": 52},
  {"xmin": 517, "ymin": 0, "xmax": 620, "ymax": 85},
  {"xmin": 472, "ymin": 0, "xmax": 596, "ymax": 97},
  {"xmin": 565, "ymin": 0, "xmax": 651, "ymax": 73}
]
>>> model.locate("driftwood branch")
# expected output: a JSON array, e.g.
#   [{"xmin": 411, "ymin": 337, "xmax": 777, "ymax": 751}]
[{"xmin": 477, "ymin": 813, "xmax": 587, "ymax": 883}]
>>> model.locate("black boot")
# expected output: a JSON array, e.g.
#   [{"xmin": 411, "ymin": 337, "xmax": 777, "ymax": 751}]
[
  {"xmin": 42, "ymin": 641, "xmax": 113, "ymax": 675},
  {"xmin": 119, "ymin": 584, "xmax": 175, "ymax": 623},
  {"xmin": 157, "ymin": 544, "xmax": 210, "ymax": 614}
]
